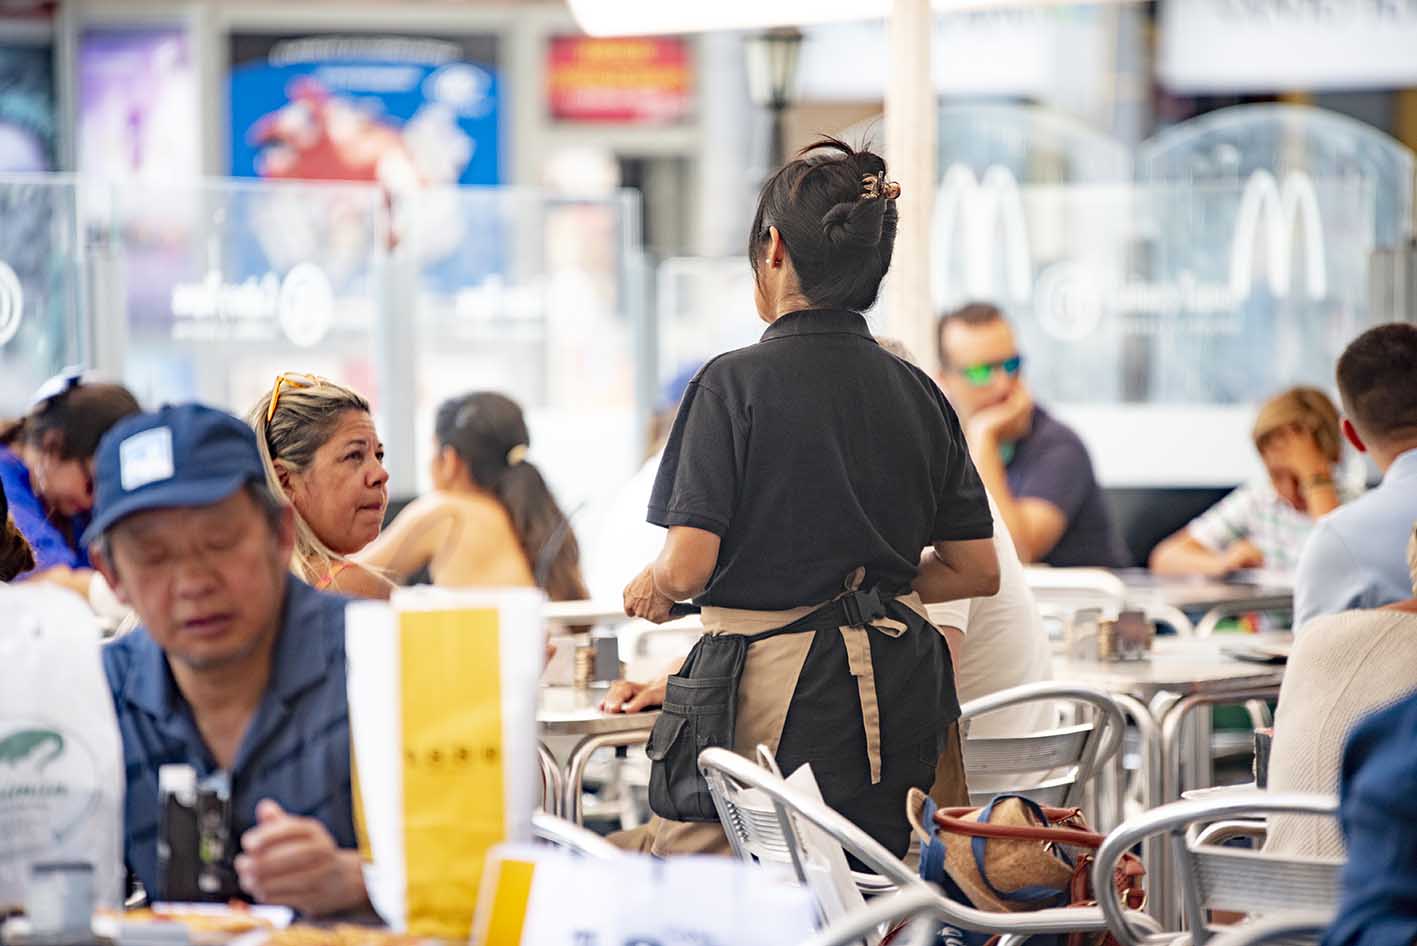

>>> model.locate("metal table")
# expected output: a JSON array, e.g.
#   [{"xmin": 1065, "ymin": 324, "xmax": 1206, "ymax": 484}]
[
  {"xmin": 539, "ymin": 684, "xmax": 657, "ymax": 824},
  {"xmin": 1116, "ymin": 572, "xmax": 1294, "ymax": 636},
  {"xmin": 1052, "ymin": 636, "xmax": 1287, "ymax": 925}
]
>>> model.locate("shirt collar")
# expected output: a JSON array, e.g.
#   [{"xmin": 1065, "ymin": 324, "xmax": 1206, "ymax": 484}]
[
  {"xmin": 123, "ymin": 578, "xmax": 334, "ymax": 721},
  {"xmin": 1384, "ymin": 448, "xmax": 1417, "ymax": 484},
  {"xmin": 760, "ymin": 309, "xmax": 873, "ymax": 343}
]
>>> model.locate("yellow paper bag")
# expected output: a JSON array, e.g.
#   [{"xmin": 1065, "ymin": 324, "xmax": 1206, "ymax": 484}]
[{"xmin": 347, "ymin": 588, "xmax": 543, "ymax": 939}]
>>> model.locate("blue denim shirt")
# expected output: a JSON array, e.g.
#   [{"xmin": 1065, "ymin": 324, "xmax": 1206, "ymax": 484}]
[
  {"xmin": 101, "ymin": 578, "xmax": 354, "ymax": 896},
  {"xmin": 1324, "ymin": 690, "xmax": 1417, "ymax": 946}
]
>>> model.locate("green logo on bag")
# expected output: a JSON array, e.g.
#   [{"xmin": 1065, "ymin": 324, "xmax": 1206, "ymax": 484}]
[
  {"xmin": 0, "ymin": 730, "xmax": 64, "ymax": 772},
  {"xmin": 0, "ymin": 722, "xmax": 99, "ymax": 860}
]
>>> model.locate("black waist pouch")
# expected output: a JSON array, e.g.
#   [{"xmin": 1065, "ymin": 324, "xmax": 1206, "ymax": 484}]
[{"xmin": 645, "ymin": 632, "xmax": 749, "ymax": 822}]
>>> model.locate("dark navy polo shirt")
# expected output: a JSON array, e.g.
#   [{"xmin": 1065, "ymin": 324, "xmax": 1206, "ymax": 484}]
[
  {"xmin": 1004, "ymin": 406, "xmax": 1129, "ymax": 568},
  {"xmin": 101, "ymin": 578, "xmax": 354, "ymax": 896},
  {"xmin": 649, "ymin": 308, "xmax": 993, "ymax": 610}
]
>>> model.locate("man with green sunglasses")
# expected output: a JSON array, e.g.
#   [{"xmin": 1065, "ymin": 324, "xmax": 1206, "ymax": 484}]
[{"xmin": 934, "ymin": 303, "xmax": 1128, "ymax": 569}]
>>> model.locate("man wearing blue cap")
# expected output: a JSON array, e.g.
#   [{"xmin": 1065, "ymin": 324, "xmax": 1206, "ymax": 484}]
[{"xmin": 89, "ymin": 404, "xmax": 367, "ymax": 917}]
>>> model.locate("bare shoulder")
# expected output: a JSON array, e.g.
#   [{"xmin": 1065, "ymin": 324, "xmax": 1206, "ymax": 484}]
[{"xmin": 329, "ymin": 562, "xmax": 396, "ymax": 600}]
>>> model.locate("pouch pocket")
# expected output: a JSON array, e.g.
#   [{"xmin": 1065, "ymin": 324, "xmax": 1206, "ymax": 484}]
[{"xmin": 646, "ymin": 636, "xmax": 746, "ymax": 823}]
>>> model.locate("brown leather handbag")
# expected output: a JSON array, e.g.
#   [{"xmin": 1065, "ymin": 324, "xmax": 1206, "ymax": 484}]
[{"xmin": 904, "ymin": 790, "xmax": 1145, "ymax": 946}]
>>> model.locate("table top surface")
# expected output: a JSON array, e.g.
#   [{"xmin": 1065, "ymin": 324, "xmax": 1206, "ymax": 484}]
[
  {"xmin": 1115, "ymin": 570, "xmax": 1294, "ymax": 610},
  {"xmin": 538, "ymin": 684, "xmax": 659, "ymax": 736},
  {"xmin": 1051, "ymin": 634, "xmax": 1289, "ymax": 697}
]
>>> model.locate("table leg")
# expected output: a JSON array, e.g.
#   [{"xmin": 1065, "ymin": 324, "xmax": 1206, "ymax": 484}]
[
  {"xmin": 562, "ymin": 731, "xmax": 652, "ymax": 825},
  {"xmin": 1111, "ymin": 693, "xmax": 1163, "ymax": 921}
]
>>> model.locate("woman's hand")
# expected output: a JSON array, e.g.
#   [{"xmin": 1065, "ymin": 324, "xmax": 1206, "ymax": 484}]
[
  {"xmin": 600, "ymin": 676, "xmax": 668, "ymax": 714},
  {"xmin": 623, "ymin": 564, "xmax": 675, "ymax": 624}
]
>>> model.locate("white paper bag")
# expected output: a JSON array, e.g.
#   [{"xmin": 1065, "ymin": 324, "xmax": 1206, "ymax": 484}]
[
  {"xmin": 345, "ymin": 586, "xmax": 543, "ymax": 939},
  {"xmin": 0, "ymin": 585, "xmax": 122, "ymax": 912}
]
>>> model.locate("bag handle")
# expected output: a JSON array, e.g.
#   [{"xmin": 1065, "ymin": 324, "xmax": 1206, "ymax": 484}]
[{"xmin": 934, "ymin": 802, "xmax": 1105, "ymax": 850}]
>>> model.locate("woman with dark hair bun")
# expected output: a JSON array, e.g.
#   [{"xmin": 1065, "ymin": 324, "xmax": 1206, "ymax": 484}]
[
  {"xmin": 359, "ymin": 391, "xmax": 588, "ymax": 601},
  {"xmin": 603, "ymin": 138, "xmax": 1001, "ymax": 857}
]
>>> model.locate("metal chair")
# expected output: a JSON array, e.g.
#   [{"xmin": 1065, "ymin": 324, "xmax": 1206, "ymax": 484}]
[
  {"xmin": 700, "ymin": 747, "xmax": 1161, "ymax": 946},
  {"xmin": 538, "ymin": 741, "xmax": 563, "ymax": 816},
  {"xmin": 1199, "ymin": 912, "xmax": 1333, "ymax": 946},
  {"xmin": 959, "ymin": 682, "xmax": 1126, "ymax": 809},
  {"xmin": 530, "ymin": 811, "xmax": 624, "ymax": 859},
  {"xmin": 797, "ymin": 886, "xmax": 948, "ymax": 946},
  {"xmin": 1094, "ymin": 793, "xmax": 1343, "ymax": 946}
]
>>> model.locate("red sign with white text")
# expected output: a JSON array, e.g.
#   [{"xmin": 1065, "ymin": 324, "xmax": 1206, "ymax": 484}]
[{"xmin": 547, "ymin": 36, "xmax": 693, "ymax": 124}]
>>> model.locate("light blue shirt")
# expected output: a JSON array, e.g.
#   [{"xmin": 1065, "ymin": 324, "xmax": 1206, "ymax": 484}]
[{"xmin": 1294, "ymin": 449, "xmax": 1417, "ymax": 630}]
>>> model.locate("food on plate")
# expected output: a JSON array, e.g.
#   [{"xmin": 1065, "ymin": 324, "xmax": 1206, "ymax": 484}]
[
  {"xmin": 115, "ymin": 902, "xmax": 274, "ymax": 935},
  {"xmin": 264, "ymin": 924, "xmax": 422, "ymax": 946}
]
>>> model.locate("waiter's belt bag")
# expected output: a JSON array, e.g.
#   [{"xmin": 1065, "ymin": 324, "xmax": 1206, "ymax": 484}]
[
  {"xmin": 646, "ymin": 590, "xmax": 890, "ymax": 822},
  {"xmin": 645, "ymin": 632, "xmax": 748, "ymax": 822}
]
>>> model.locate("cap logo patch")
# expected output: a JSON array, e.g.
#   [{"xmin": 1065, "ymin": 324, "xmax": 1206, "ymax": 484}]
[{"xmin": 119, "ymin": 427, "xmax": 175, "ymax": 492}]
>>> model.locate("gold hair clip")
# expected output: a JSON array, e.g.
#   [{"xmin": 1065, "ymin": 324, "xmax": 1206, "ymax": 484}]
[
  {"xmin": 861, "ymin": 173, "xmax": 902, "ymax": 201},
  {"xmin": 506, "ymin": 444, "xmax": 529, "ymax": 467}
]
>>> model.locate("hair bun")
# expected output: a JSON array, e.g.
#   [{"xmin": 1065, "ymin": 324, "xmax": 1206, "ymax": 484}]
[{"xmin": 821, "ymin": 198, "xmax": 886, "ymax": 249}]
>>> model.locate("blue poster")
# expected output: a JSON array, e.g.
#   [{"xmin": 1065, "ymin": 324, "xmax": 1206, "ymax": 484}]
[{"xmin": 229, "ymin": 33, "xmax": 500, "ymax": 187}]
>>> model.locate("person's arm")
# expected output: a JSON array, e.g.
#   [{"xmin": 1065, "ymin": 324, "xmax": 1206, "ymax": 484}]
[
  {"xmin": 325, "ymin": 562, "xmax": 395, "ymax": 601},
  {"xmin": 1150, "ymin": 531, "xmax": 1264, "ymax": 577},
  {"xmin": 235, "ymin": 800, "xmax": 370, "ymax": 918},
  {"xmin": 914, "ymin": 538, "xmax": 1000, "ymax": 603},
  {"xmin": 968, "ymin": 440, "xmax": 1067, "ymax": 564},
  {"xmin": 353, "ymin": 495, "xmax": 455, "ymax": 580},
  {"xmin": 623, "ymin": 526, "xmax": 721, "ymax": 624},
  {"xmin": 24, "ymin": 565, "xmax": 97, "ymax": 598}
]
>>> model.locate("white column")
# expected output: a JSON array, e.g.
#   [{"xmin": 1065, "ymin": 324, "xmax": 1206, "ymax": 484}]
[{"xmin": 883, "ymin": 0, "xmax": 937, "ymax": 374}]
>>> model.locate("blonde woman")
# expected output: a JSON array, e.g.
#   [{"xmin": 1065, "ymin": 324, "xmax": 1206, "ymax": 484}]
[
  {"xmin": 1150, "ymin": 386, "xmax": 1359, "ymax": 578},
  {"xmin": 249, "ymin": 373, "xmax": 394, "ymax": 599}
]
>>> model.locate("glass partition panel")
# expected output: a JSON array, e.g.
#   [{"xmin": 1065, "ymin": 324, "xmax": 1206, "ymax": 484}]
[
  {"xmin": 0, "ymin": 174, "xmax": 86, "ymax": 413},
  {"xmin": 654, "ymin": 256, "xmax": 761, "ymax": 389},
  {"xmin": 397, "ymin": 188, "xmax": 646, "ymax": 521},
  {"xmin": 112, "ymin": 178, "xmax": 386, "ymax": 421}
]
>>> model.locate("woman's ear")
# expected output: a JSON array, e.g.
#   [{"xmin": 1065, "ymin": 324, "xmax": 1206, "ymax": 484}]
[
  {"xmin": 767, "ymin": 226, "xmax": 785, "ymax": 268},
  {"xmin": 271, "ymin": 459, "xmax": 295, "ymax": 496}
]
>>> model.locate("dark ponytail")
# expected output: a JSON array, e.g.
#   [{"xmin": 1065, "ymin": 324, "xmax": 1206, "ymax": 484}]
[
  {"xmin": 435, "ymin": 392, "xmax": 590, "ymax": 602},
  {"xmin": 0, "ymin": 482, "xmax": 34, "ymax": 581},
  {"xmin": 749, "ymin": 136, "xmax": 899, "ymax": 312}
]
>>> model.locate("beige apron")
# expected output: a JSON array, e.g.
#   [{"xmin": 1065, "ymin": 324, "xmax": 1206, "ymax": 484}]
[{"xmin": 612, "ymin": 572, "xmax": 971, "ymax": 856}]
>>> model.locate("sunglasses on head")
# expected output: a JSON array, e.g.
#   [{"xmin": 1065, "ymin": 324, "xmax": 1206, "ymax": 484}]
[
  {"xmin": 957, "ymin": 355, "xmax": 1023, "ymax": 388},
  {"xmin": 266, "ymin": 371, "xmax": 332, "ymax": 422}
]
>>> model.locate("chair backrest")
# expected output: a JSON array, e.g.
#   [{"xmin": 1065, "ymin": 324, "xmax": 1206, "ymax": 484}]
[
  {"xmin": 701, "ymin": 747, "xmax": 1158, "ymax": 943},
  {"xmin": 959, "ymin": 683, "xmax": 1126, "ymax": 808},
  {"xmin": 1094, "ymin": 794, "xmax": 1342, "ymax": 946},
  {"xmin": 701, "ymin": 746, "xmax": 871, "ymax": 933},
  {"xmin": 530, "ymin": 811, "xmax": 624, "ymax": 858},
  {"xmin": 1197, "ymin": 911, "xmax": 1333, "ymax": 946},
  {"xmin": 1023, "ymin": 567, "xmax": 1128, "ymax": 616}
]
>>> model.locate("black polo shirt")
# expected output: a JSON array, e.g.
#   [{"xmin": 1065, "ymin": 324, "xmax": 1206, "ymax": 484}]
[{"xmin": 648, "ymin": 308, "xmax": 993, "ymax": 610}]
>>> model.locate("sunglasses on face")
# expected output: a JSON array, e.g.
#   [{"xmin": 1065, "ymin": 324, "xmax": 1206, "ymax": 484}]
[
  {"xmin": 957, "ymin": 355, "xmax": 1023, "ymax": 388},
  {"xmin": 266, "ymin": 371, "xmax": 331, "ymax": 422}
]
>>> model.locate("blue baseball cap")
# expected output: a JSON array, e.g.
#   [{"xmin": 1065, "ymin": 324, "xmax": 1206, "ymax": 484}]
[{"xmin": 82, "ymin": 403, "xmax": 268, "ymax": 546}]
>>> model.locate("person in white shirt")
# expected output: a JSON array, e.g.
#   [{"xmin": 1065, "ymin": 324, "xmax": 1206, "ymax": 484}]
[{"xmin": 930, "ymin": 492, "xmax": 1054, "ymax": 738}]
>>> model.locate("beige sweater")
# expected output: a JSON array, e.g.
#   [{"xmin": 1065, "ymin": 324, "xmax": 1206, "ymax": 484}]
[{"xmin": 1265, "ymin": 608, "xmax": 1417, "ymax": 859}]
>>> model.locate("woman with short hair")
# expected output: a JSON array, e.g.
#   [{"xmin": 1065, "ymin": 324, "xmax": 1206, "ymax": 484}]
[{"xmin": 1150, "ymin": 385, "xmax": 1357, "ymax": 578}]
